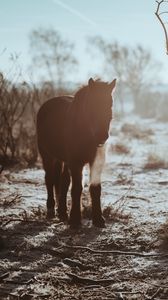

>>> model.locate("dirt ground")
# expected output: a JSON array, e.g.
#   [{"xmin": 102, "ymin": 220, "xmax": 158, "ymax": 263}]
[{"xmin": 1, "ymin": 116, "xmax": 168, "ymax": 300}]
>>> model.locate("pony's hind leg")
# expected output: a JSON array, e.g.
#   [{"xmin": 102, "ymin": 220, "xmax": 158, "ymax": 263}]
[
  {"xmin": 69, "ymin": 165, "xmax": 83, "ymax": 228},
  {"xmin": 42, "ymin": 157, "xmax": 56, "ymax": 218},
  {"xmin": 54, "ymin": 160, "xmax": 63, "ymax": 205},
  {"xmin": 57, "ymin": 163, "xmax": 70, "ymax": 221},
  {"xmin": 89, "ymin": 147, "xmax": 106, "ymax": 227}
]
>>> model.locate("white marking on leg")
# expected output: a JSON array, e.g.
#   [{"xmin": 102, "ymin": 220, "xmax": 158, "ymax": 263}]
[{"xmin": 90, "ymin": 145, "xmax": 106, "ymax": 185}]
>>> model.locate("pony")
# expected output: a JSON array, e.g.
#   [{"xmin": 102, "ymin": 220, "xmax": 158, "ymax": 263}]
[{"xmin": 37, "ymin": 78, "xmax": 116, "ymax": 227}]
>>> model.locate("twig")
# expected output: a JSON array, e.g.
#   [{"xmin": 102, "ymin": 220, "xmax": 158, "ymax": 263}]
[
  {"xmin": 128, "ymin": 195, "xmax": 150, "ymax": 202},
  {"xmin": 112, "ymin": 183, "xmax": 132, "ymax": 206},
  {"xmin": 159, "ymin": 10, "xmax": 168, "ymax": 14},
  {"xmin": 80, "ymin": 285, "xmax": 103, "ymax": 290},
  {"xmin": 1, "ymin": 192, "xmax": 22, "ymax": 208},
  {"xmin": 63, "ymin": 258, "xmax": 89, "ymax": 270},
  {"xmin": 2, "ymin": 218, "xmax": 63, "ymax": 227},
  {"xmin": 143, "ymin": 280, "xmax": 168, "ymax": 289},
  {"xmin": 145, "ymin": 287, "xmax": 162, "ymax": 300},
  {"xmin": 53, "ymin": 276, "xmax": 71, "ymax": 282},
  {"xmin": 0, "ymin": 272, "xmax": 10, "ymax": 282},
  {"xmin": 155, "ymin": 0, "xmax": 168, "ymax": 54},
  {"xmin": 4, "ymin": 278, "xmax": 33, "ymax": 285},
  {"xmin": 66, "ymin": 272, "xmax": 115, "ymax": 285},
  {"xmin": 118, "ymin": 291, "xmax": 144, "ymax": 295},
  {"xmin": 2, "ymin": 218, "xmax": 42, "ymax": 227},
  {"xmin": 63, "ymin": 244, "xmax": 168, "ymax": 257}
]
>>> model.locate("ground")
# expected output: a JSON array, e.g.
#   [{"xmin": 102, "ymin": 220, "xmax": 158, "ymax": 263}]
[{"xmin": 0, "ymin": 115, "xmax": 168, "ymax": 300}]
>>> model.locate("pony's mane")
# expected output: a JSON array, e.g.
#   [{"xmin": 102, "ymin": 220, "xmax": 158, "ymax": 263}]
[
  {"xmin": 74, "ymin": 79, "xmax": 109, "ymax": 102},
  {"xmin": 74, "ymin": 85, "xmax": 89, "ymax": 102}
]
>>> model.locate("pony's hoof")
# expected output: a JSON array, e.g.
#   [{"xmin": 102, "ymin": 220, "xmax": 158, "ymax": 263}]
[
  {"xmin": 92, "ymin": 216, "xmax": 106, "ymax": 228},
  {"xmin": 47, "ymin": 209, "xmax": 55, "ymax": 219}
]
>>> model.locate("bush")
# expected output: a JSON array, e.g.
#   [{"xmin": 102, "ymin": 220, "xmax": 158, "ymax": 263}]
[
  {"xmin": 0, "ymin": 73, "xmax": 70, "ymax": 167},
  {"xmin": 143, "ymin": 153, "xmax": 168, "ymax": 170}
]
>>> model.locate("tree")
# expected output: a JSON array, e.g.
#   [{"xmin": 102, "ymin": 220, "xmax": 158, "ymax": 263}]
[
  {"xmin": 88, "ymin": 37, "xmax": 161, "ymax": 114},
  {"xmin": 29, "ymin": 28, "xmax": 78, "ymax": 89},
  {"xmin": 155, "ymin": 0, "xmax": 168, "ymax": 55},
  {"xmin": 0, "ymin": 73, "xmax": 29, "ymax": 164}
]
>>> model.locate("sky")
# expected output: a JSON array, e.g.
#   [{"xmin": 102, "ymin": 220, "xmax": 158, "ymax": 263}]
[{"xmin": 0, "ymin": 0, "xmax": 168, "ymax": 84}]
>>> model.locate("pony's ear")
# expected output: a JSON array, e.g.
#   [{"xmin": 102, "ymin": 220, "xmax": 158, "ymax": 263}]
[
  {"xmin": 88, "ymin": 78, "xmax": 94, "ymax": 87},
  {"xmin": 108, "ymin": 78, "xmax": 117, "ymax": 91}
]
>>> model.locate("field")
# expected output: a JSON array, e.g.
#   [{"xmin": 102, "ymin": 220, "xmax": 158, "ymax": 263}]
[{"xmin": 0, "ymin": 115, "xmax": 168, "ymax": 300}]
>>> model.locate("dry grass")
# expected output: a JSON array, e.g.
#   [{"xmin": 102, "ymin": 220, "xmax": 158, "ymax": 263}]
[
  {"xmin": 19, "ymin": 206, "xmax": 46, "ymax": 221},
  {"xmin": 31, "ymin": 206, "xmax": 46, "ymax": 219},
  {"xmin": 121, "ymin": 123, "xmax": 153, "ymax": 139},
  {"xmin": 103, "ymin": 204, "xmax": 131, "ymax": 224},
  {"xmin": 115, "ymin": 173, "xmax": 133, "ymax": 185},
  {"xmin": 0, "ymin": 192, "xmax": 22, "ymax": 208},
  {"xmin": 82, "ymin": 203, "xmax": 130, "ymax": 224},
  {"xmin": 143, "ymin": 153, "xmax": 168, "ymax": 170},
  {"xmin": 109, "ymin": 143, "xmax": 130, "ymax": 155},
  {"xmin": 82, "ymin": 204, "xmax": 92, "ymax": 219},
  {"xmin": 1, "ymin": 206, "xmax": 48, "ymax": 230}
]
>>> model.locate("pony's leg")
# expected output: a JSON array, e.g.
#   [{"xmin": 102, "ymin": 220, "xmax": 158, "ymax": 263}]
[
  {"xmin": 69, "ymin": 165, "xmax": 83, "ymax": 227},
  {"xmin": 89, "ymin": 147, "xmax": 106, "ymax": 227},
  {"xmin": 54, "ymin": 160, "xmax": 63, "ymax": 205},
  {"xmin": 42, "ymin": 157, "xmax": 55, "ymax": 218},
  {"xmin": 89, "ymin": 183, "xmax": 105, "ymax": 227},
  {"xmin": 57, "ymin": 163, "xmax": 70, "ymax": 221}
]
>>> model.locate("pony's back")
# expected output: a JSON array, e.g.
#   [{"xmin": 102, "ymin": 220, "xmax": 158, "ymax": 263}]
[{"xmin": 37, "ymin": 96, "xmax": 73, "ymax": 161}]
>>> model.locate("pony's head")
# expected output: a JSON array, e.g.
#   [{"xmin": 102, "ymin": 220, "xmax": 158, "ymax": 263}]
[{"xmin": 87, "ymin": 78, "xmax": 116, "ymax": 145}]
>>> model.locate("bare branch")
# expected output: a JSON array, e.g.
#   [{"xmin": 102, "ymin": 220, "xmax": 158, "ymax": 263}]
[
  {"xmin": 155, "ymin": 0, "xmax": 168, "ymax": 54},
  {"xmin": 66, "ymin": 272, "xmax": 115, "ymax": 285},
  {"xmin": 63, "ymin": 244, "xmax": 168, "ymax": 257},
  {"xmin": 159, "ymin": 10, "xmax": 168, "ymax": 15}
]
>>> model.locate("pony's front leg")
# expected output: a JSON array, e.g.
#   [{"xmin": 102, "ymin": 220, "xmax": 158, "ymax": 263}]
[
  {"xmin": 69, "ymin": 165, "xmax": 83, "ymax": 228},
  {"xmin": 89, "ymin": 183, "xmax": 105, "ymax": 227},
  {"xmin": 57, "ymin": 164, "xmax": 70, "ymax": 221}
]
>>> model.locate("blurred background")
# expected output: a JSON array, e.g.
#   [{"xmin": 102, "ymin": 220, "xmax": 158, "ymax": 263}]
[{"xmin": 0, "ymin": 0, "xmax": 168, "ymax": 166}]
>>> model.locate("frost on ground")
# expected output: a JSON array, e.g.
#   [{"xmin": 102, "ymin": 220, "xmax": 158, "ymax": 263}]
[{"xmin": 0, "ymin": 116, "xmax": 168, "ymax": 300}]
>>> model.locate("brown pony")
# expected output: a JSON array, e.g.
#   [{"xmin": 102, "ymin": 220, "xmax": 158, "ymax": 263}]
[{"xmin": 37, "ymin": 78, "xmax": 116, "ymax": 227}]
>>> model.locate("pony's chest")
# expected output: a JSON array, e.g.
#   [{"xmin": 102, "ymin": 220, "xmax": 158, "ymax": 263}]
[{"xmin": 65, "ymin": 132, "xmax": 97, "ymax": 164}]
